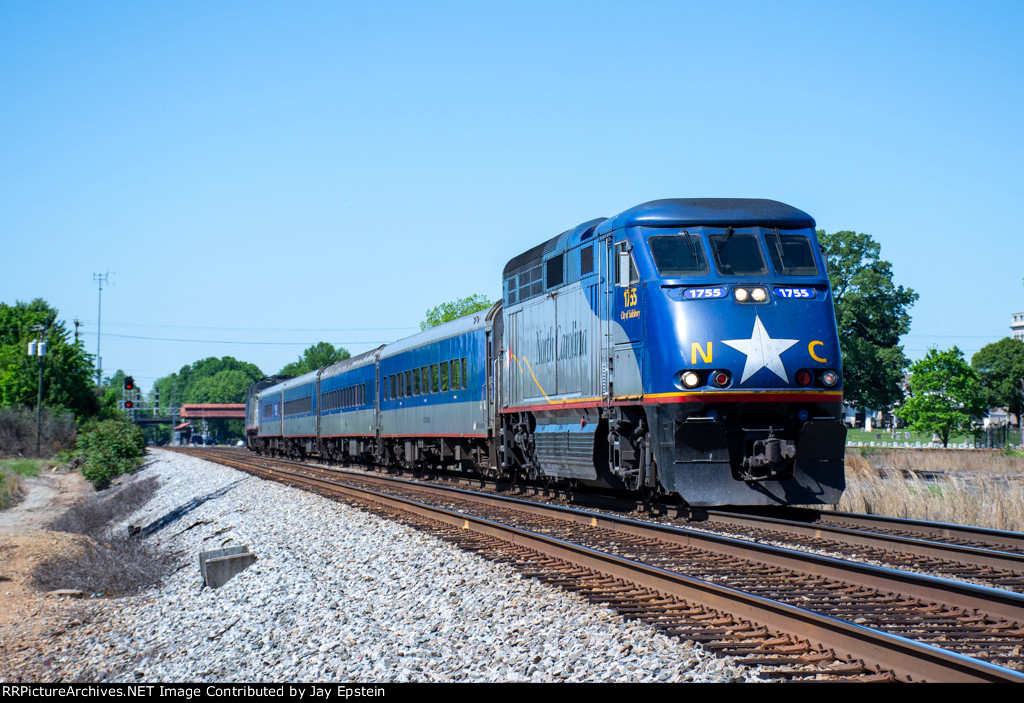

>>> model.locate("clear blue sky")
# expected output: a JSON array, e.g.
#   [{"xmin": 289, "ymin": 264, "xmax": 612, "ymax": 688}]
[{"xmin": 2, "ymin": 1, "xmax": 1022, "ymax": 391}]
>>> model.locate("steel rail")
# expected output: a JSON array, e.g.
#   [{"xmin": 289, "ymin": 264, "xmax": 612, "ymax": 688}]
[
  {"xmin": 805, "ymin": 509, "xmax": 1024, "ymax": 553},
  {"xmin": 208, "ymin": 452, "xmax": 1024, "ymax": 683},
  {"xmin": 690, "ymin": 510, "xmax": 1024, "ymax": 574},
  {"xmin": 204, "ymin": 448, "xmax": 1024, "ymax": 623}
]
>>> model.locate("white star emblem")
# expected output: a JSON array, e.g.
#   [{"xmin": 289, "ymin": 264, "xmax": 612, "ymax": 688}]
[{"xmin": 722, "ymin": 315, "xmax": 798, "ymax": 384}]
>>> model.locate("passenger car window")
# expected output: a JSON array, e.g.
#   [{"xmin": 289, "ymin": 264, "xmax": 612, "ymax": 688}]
[{"xmin": 709, "ymin": 232, "xmax": 768, "ymax": 276}]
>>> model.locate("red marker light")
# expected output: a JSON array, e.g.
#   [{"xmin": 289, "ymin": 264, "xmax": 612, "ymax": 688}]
[{"xmin": 796, "ymin": 370, "xmax": 812, "ymax": 387}]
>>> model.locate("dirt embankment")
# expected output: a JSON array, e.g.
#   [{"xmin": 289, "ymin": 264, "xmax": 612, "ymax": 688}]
[{"xmin": 0, "ymin": 469, "xmax": 98, "ymax": 682}]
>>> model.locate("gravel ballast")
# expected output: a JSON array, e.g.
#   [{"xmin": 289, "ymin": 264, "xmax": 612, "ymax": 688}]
[{"xmin": 55, "ymin": 449, "xmax": 763, "ymax": 682}]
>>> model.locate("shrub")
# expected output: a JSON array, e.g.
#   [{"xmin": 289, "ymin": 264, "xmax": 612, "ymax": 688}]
[
  {"xmin": 0, "ymin": 406, "xmax": 77, "ymax": 458},
  {"xmin": 76, "ymin": 420, "xmax": 146, "ymax": 488}
]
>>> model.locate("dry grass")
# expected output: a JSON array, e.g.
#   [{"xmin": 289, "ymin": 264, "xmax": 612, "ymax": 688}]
[
  {"xmin": 49, "ymin": 476, "xmax": 161, "ymax": 537},
  {"xmin": 839, "ymin": 449, "xmax": 1024, "ymax": 532},
  {"xmin": 0, "ymin": 458, "xmax": 46, "ymax": 510},
  {"xmin": 33, "ymin": 474, "xmax": 180, "ymax": 596},
  {"xmin": 1, "ymin": 469, "xmax": 22, "ymax": 510}
]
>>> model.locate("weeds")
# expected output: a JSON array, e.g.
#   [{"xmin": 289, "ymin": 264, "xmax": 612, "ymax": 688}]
[
  {"xmin": 0, "ymin": 458, "xmax": 47, "ymax": 477},
  {"xmin": 34, "ymin": 473, "xmax": 179, "ymax": 596},
  {"xmin": 0, "ymin": 458, "xmax": 49, "ymax": 510},
  {"xmin": 50, "ymin": 476, "xmax": 160, "ymax": 537},
  {"xmin": 839, "ymin": 449, "xmax": 1024, "ymax": 532},
  {"xmin": 0, "ymin": 470, "xmax": 20, "ymax": 510},
  {"xmin": 0, "ymin": 407, "xmax": 77, "ymax": 458}
]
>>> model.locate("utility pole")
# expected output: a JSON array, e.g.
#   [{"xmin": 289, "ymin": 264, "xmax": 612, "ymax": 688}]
[
  {"xmin": 93, "ymin": 271, "xmax": 110, "ymax": 385},
  {"xmin": 28, "ymin": 325, "xmax": 48, "ymax": 456}
]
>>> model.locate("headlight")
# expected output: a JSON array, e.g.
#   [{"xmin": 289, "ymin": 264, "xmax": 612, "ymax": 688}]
[
  {"xmin": 733, "ymin": 286, "xmax": 768, "ymax": 303},
  {"xmin": 821, "ymin": 370, "xmax": 839, "ymax": 387},
  {"xmin": 681, "ymin": 371, "xmax": 701, "ymax": 388}
]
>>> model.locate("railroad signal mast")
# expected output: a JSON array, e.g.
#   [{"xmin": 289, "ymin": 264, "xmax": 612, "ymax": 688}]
[{"xmin": 123, "ymin": 376, "xmax": 136, "ymax": 415}]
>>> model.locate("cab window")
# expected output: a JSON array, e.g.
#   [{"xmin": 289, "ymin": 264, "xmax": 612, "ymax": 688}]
[
  {"xmin": 766, "ymin": 232, "xmax": 819, "ymax": 276},
  {"xmin": 648, "ymin": 233, "xmax": 708, "ymax": 276},
  {"xmin": 708, "ymin": 232, "xmax": 767, "ymax": 276}
]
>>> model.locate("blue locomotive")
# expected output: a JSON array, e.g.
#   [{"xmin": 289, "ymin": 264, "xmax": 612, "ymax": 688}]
[{"xmin": 246, "ymin": 198, "xmax": 846, "ymax": 506}]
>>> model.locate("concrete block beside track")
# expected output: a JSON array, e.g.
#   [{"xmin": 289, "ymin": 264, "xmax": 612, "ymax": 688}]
[{"xmin": 199, "ymin": 545, "xmax": 257, "ymax": 588}]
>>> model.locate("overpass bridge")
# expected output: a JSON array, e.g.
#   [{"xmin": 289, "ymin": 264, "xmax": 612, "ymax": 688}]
[{"xmin": 132, "ymin": 404, "xmax": 246, "ymax": 426}]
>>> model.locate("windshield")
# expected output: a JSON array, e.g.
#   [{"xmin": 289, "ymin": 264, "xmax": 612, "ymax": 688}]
[
  {"xmin": 708, "ymin": 231, "xmax": 767, "ymax": 276},
  {"xmin": 766, "ymin": 231, "xmax": 820, "ymax": 275},
  {"xmin": 648, "ymin": 233, "xmax": 708, "ymax": 276}
]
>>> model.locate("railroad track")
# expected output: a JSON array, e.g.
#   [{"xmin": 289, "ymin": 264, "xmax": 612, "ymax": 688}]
[
  {"xmin": 172, "ymin": 447, "xmax": 1024, "ymax": 682},
  {"xmin": 673, "ymin": 508, "xmax": 1024, "ymax": 593},
  {"xmin": 198, "ymin": 448, "xmax": 1024, "ymax": 595}
]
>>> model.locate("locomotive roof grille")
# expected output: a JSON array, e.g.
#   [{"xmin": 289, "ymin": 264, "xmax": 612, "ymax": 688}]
[{"xmin": 502, "ymin": 218, "xmax": 604, "ymax": 279}]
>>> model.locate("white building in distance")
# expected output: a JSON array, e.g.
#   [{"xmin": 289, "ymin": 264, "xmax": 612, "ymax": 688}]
[{"xmin": 1013, "ymin": 312, "xmax": 1024, "ymax": 341}]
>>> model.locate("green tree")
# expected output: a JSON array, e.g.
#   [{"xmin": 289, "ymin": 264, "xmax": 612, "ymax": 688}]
[
  {"xmin": 279, "ymin": 342, "xmax": 350, "ymax": 377},
  {"xmin": 0, "ymin": 299, "xmax": 99, "ymax": 418},
  {"xmin": 896, "ymin": 347, "xmax": 985, "ymax": 447},
  {"xmin": 817, "ymin": 230, "xmax": 918, "ymax": 411},
  {"xmin": 971, "ymin": 338, "xmax": 1024, "ymax": 427},
  {"xmin": 153, "ymin": 357, "xmax": 264, "ymax": 442},
  {"xmin": 169, "ymin": 356, "xmax": 264, "ymax": 404},
  {"xmin": 420, "ymin": 294, "xmax": 494, "ymax": 331}
]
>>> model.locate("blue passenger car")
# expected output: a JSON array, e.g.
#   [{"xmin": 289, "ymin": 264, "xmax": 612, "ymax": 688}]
[
  {"xmin": 255, "ymin": 384, "xmax": 283, "ymax": 450},
  {"xmin": 318, "ymin": 347, "xmax": 382, "ymax": 462},
  {"xmin": 378, "ymin": 307, "xmax": 499, "ymax": 471},
  {"xmin": 280, "ymin": 372, "xmax": 319, "ymax": 455},
  {"xmin": 245, "ymin": 375, "xmax": 292, "ymax": 451}
]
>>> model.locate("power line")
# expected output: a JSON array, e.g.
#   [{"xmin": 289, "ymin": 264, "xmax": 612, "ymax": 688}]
[
  {"xmin": 101, "ymin": 333, "xmax": 393, "ymax": 347},
  {"xmin": 75, "ymin": 320, "xmax": 418, "ymax": 333}
]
